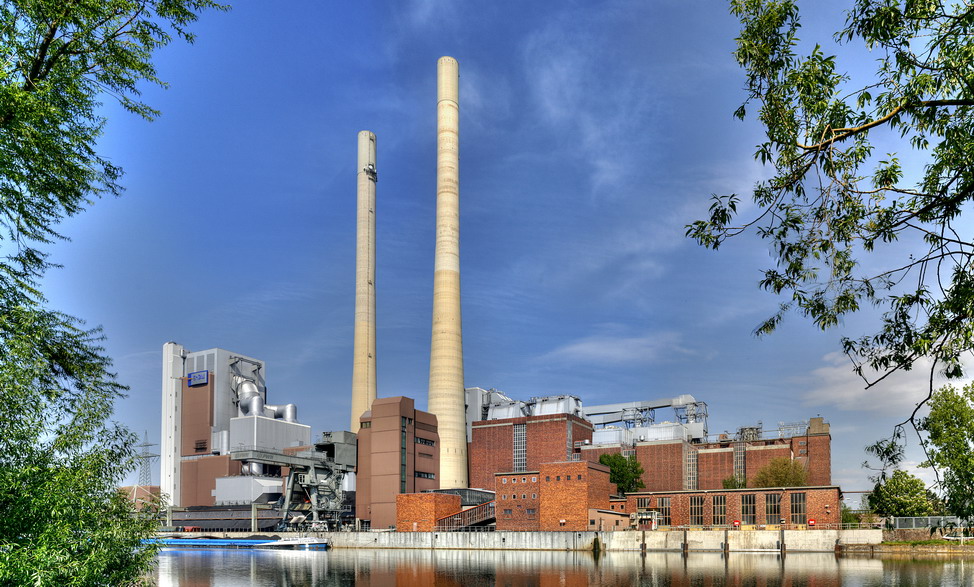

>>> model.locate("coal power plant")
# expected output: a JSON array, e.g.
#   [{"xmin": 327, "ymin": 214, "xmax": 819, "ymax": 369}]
[{"xmin": 152, "ymin": 57, "xmax": 835, "ymax": 533}]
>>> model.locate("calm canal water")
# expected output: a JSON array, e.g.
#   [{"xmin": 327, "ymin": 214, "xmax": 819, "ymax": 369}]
[{"xmin": 156, "ymin": 548, "xmax": 974, "ymax": 586}]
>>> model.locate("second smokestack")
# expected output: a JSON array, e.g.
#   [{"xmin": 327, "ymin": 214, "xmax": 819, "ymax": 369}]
[{"xmin": 428, "ymin": 56, "xmax": 467, "ymax": 489}]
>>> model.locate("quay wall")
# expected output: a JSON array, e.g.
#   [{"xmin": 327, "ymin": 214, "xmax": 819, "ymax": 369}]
[{"xmin": 175, "ymin": 529, "xmax": 881, "ymax": 552}]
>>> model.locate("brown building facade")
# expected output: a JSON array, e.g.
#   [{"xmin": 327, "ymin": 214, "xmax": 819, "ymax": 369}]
[
  {"xmin": 469, "ymin": 413, "xmax": 593, "ymax": 489},
  {"xmin": 178, "ymin": 377, "xmax": 243, "ymax": 506},
  {"xmin": 356, "ymin": 396, "xmax": 440, "ymax": 529}
]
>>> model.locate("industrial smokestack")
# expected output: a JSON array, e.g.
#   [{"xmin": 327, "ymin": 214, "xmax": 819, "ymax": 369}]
[
  {"xmin": 350, "ymin": 130, "xmax": 377, "ymax": 432},
  {"xmin": 428, "ymin": 56, "xmax": 467, "ymax": 488}
]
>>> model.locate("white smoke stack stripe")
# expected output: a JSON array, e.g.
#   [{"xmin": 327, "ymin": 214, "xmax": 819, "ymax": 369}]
[
  {"xmin": 351, "ymin": 130, "xmax": 377, "ymax": 432},
  {"xmin": 428, "ymin": 56, "xmax": 467, "ymax": 489}
]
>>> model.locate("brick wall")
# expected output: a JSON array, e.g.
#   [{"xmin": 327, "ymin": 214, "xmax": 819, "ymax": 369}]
[
  {"xmin": 470, "ymin": 414, "xmax": 592, "ymax": 490},
  {"xmin": 395, "ymin": 493, "xmax": 461, "ymax": 532},
  {"xmin": 744, "ymin": 442, "xmax": 792, "ymax": 485},
  {"xmin": 538, "ymin": 461, "xmax": 610, "ymax": 531},
  {"xmin": 470, "ymin": 421, "xmax": 514, "ymax": 489},
  {"xmin": 635, "ymin": 441, "xmax": 687, "ymax": 491},
  {"xmin": 495, "ymin": 471, "xmax": 542, "ymax": 531},
  {"xmin": 801, "ymin": 433, "xmax": 832, "ymax": 485},
  {"xmin": 578, "ymin": 445, "xmax": 622, "ymax": 465},
  {"xmin": 697, "ymin": 447, "xmax": 733, "ymax": 489},
  {"xmin": 626, "ymin": 486, "xmax": 841, "ymax": 528}
]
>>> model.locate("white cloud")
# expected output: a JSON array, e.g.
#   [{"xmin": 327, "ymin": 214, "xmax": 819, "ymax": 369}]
[
  {"xmin": 801, "ymin": 352, "xmax": 971, "ymax": 416},
  {"xmin": 540, "ymin": 328, "xmax": 695, "ymax": 366},
  {"xmin": 401, "ymin": 0, "xmax": 458, "ymax": 30}
]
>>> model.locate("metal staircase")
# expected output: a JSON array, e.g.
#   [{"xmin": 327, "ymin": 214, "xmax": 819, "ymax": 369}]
[{"xmin": 433, "ymin": 500, "xmax": 496, "ymax": 531}]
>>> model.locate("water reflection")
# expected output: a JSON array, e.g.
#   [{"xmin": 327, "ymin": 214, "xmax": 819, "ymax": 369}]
[{"xmin": 156, "ymin": 548, "xmax": 974, "ymax": 586}]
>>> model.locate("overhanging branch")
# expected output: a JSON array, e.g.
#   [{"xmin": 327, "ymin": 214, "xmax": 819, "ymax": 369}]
[{"xmin": 798, "ymin": 100, "xmax": 974, "ymax": 151}]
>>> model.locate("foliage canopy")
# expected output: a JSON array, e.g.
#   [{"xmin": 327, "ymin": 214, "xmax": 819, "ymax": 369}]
[
  {"xmin": 599, "ymin": 453, "xmax": 646, "ymax": 494},
  {"xmin": 751, "ymin": 457, "xmax": 809, "ymax": 488},
  {"xmin": 0, "ymin": 1, "xmax": 224, "ymax": 584},
  {"xmin": 867, "ymin": 469, "xmax": 937, "ymax": 517},
  {"xmin": 920, "ymin": 383, "xmax": 974, "ymax": 522},
  {"xmin": 689, "ymin": 1, "xmax": 974, "ymax": 432}
]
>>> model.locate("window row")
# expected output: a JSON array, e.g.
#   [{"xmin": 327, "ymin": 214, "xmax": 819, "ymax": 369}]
[
  {"xmin": 500, "ymin": 493, "xmax": 537, "ymax": 500},
  {"xmin": 637, "ymin": 493, "xmax": 809, "ymax": 526}
]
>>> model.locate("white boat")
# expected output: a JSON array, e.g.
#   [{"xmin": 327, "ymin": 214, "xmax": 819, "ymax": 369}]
[{"xmin": 256, "ymin": 537, "xmax": 329, "ymax": 550}]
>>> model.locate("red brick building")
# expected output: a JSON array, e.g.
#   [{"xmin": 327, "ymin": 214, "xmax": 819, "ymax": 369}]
[
  {"xmin": 626, "ymin": 486, "xmax": 841, "ymax": 529},
  {"xmin": 356, "ymin": 397, "xmax": 439, "ymax": 529},
  {"xmin": 494, "ymin": 460, "xmax": 625, "ymax": 531},
  {"xmin": 469, "ymin": 413, "xmax": 593, "ymax": 489},
  {"xmin": 396, "ymin": 493, "xmax": 461, "ymax": 532},
  {"xmin": 577, "ymin": 417, "xmax": 832, "ymax": 492}
]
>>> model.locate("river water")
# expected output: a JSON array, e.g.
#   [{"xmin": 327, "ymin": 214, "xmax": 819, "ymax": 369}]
[{"xmin": 156, "ymin": 548, "xmax": 974, "ymax": 586}]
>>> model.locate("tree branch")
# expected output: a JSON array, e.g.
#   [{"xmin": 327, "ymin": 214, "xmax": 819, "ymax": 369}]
[{"xmin": 798, "ymin": 100, "xmax": 974, "ymax": 151}]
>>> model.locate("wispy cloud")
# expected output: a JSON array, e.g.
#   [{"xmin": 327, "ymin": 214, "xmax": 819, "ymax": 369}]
[
  {"xmin": 540, "ymin": 327, "xmax": 696, "ymax": 366},
  {"xmin": 522, "ymin": 17, "xmax": 658, "ymax": 197}
]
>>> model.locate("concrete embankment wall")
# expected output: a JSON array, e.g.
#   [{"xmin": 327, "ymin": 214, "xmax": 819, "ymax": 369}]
[
  {"xmin": 309, "ymin": 529, "xmax": 882, "ymax": 552},
  {"xmin": 181, "ymin": 529, "xmax": 881, "ymax": 552}
]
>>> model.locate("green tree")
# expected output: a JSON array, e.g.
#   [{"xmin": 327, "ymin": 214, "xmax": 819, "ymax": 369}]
[
  {"xmin": 0, "ymin": 1, "xmax": 224, "ymax": 584},
  {"xmin": 751, "ymin": 457, "xmax": 808, "ymax": 488},
  {"xmin": 919, "ymin": 383, "xmax": 974, "ymax": 523},
  {"xmin": 688, "ymin": 1, "xmax": 974, "ymax": 439},
  {"xmin": 722, "ymin": 475, "xmax": 747, "ymax": 489},
  {"xmin": 867, "ymin": 469, "xmax": 936, "ymax": 518},
  {"xmin": 599, "ymin": 453, "xmax": 646, "ymax": 494}
]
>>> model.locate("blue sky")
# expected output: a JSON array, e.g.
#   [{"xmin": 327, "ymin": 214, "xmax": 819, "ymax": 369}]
[{"xmin": 40, "ymin": 0, "xmax": 957, "ymax": 492}]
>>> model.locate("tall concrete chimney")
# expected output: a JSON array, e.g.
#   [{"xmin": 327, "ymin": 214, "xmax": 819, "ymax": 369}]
[
  {"xmin": 350, "ymin": 130, "xmax": 377, "ymax": 432},
  {"xmin": 428, "ymin": 56, "xmax": 467, "ymax": 488}
]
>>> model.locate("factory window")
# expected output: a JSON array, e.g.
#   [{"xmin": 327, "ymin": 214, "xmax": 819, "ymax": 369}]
[
  {"xmin": 194, "ymin": 439, "xmax": 207, "ymax": 452},
  {"xmin": 522, "ymin": 477, "xmax": 527, "ymax": 483},
  {"xmin": 502, "ymin": 478, "xmax": 507, "ymax": 484},
  {"xmin": 512, "ymin": 494, "xmax": 517, "ymax": 500},
  {"xmin": 546, "ymin": 476, "xmax": 551, "ymax": 482},
  {"xmin": 556, "ymin": 476, "xmax": 561, "ymax": 481},
  {"xmin": 799, "ymin": 440, "xmax": 807, "ymax": 446},
  {"xmin": 577, "ymin": 475, "xmax": 583, "ymax": 480},
  {"xmin": 522, "ymin": 494, "xmax": 526, "ymax": 500},
  {"xmin": 512, "ymin": 477, "xmax": 517, "ymax": 484},
  {"xmin": 799, "ymin": 449, "xmax": 807, "ymax": 455},
  {"xmin": 504, "ymin": 509, "xmax": 513, "ymax": 516},
  {"xmin": 513, "ymin": 424, "xmax": 527, "ymax": 472},
  {"xmin": 741, "ymin": 494, "xmax": 756, "ymax": 525},
  {"xmin": 360, "ymin": 421, "xmax": 371, "ymax": 429},
  {"xmin": 415, "ymin": 437, "xmax": 435, "ymax": 446},
  {"xmin": 532, "ymin": 477, "xmax": 537, "ymax": 482},
  {"xmin": 791, "ymin": 493, "xmax": 807, "ymax": 524},
  {"xmin": 713, "ymin": 495, "xmax": 727, "ymax": 525},
  {"xmin": 657, "ymin": 498, "xmax": 671, "ymax": 526},
  {"xmin": 766, "ymin": 493, "xmax": 781, "ymax": 524},
  {"xmin": 689, "ymin": 496, "xmax": 705, "ymax": 526},
  {"xmin": 637, "ymin": 498, "xmax": 651, "ymax": 509},
  {"xmin": 590, "ymin": 520, "xmax": 596, "ymax": 525},
  {"xmin": 527, "ymin": 509, "xmax": 536, "ymax": 515},
  {"xmin": 501, "ymin": 495, "xmax": 506, "ymax": 500},
  {"xmin": 416, "ymin": 471, "xmax": 435, "ymax": 480},
  {"xmin": 532, "ymin": 493, "xmax": 537, "ymax": 499}
]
